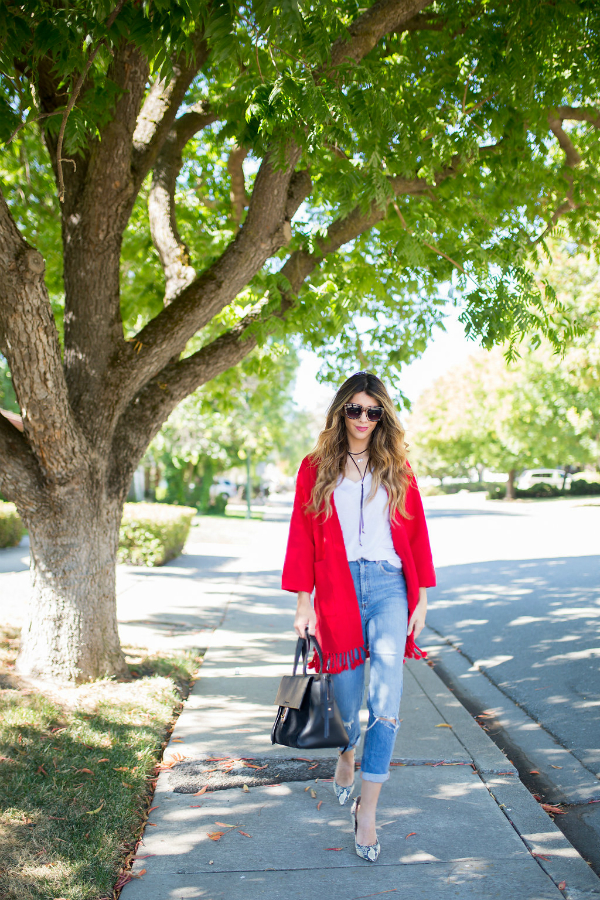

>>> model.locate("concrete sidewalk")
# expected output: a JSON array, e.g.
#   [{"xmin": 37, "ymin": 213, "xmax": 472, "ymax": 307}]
[{"xmin": 120, "ymin": 531, "xmax": 600, "ymax": 900}]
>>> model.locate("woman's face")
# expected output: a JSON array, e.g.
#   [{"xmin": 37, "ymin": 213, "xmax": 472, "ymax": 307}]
[{"xmin": 343, "ymin": 390, "xmax": 381, "ymax": 444}]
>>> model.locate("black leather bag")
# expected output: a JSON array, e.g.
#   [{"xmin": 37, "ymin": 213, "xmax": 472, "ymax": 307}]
[{"xmin": 271, "ymin": 629, "xmax": 349, "ymax": 749}]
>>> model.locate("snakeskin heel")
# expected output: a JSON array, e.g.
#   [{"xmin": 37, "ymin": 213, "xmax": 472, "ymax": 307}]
[
  {"xmin": 351, "ymin": 796, "xmax": 380, "ymax": 862},
  {"xmin": 333, "ymin": 779, "xmax": 355, "ymax": 806}
]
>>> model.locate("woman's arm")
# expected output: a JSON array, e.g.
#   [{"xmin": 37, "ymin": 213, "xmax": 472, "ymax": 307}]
[
  {"xmin": 294, "ymin": 591, "xmax": 317, "ymax": 637},
  {"xmin": 281, "ymin": 460, "xmax": 316, "ymax": 595}
]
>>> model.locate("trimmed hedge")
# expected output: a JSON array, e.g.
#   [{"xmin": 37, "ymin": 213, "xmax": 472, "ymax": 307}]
[
  {"xmin": 488, "ymin": 477, "xmax": 600, "ymax": 501},
  {"xmin": 118, "ymin": 502, "xmax": 196, "ymax": 567},
  {"xmin": 0, "ymin": 502, "xmax": 24, "ymax": 548}
]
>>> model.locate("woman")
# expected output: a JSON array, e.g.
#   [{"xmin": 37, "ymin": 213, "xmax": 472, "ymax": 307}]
[{"xmin": 281, "ymin": 371, "xmax": 436, "ymax": 862}]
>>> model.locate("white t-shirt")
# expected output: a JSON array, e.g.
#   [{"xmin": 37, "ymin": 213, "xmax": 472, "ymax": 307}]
[{"xmin": 333, "ymin": 470, "xmax": 402, "ymax": 567}]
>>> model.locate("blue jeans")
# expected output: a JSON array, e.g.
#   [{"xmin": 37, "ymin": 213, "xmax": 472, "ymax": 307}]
[{"xmin": 332, "ymin": 558, "xmax": 409, "ymax": 783}]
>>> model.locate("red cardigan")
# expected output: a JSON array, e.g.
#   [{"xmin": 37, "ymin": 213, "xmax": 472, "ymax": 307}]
[{"xmin": 281, "ymin": 455, "xmax": 436, "ymax": 673}]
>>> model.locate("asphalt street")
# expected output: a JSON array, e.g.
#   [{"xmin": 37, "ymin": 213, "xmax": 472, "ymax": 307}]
[{"xmin": 423, "ymin": 493, "xmax": 600, "ymax": 776}]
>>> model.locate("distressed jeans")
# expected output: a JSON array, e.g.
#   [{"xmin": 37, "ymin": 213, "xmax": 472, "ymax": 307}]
[{"xmin": 331, "ymin": 558, "xmax": 409, "ymax": 783}]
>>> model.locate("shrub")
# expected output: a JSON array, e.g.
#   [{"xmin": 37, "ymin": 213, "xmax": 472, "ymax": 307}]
[
  {"xmin": 118, "ymin": 503, "xmax": 196, "ymax": 567},
  {"xmin": 0, "ymin": 502, "xmax": 24, "ymax": 548},
  {"xmin": 569, "ymin": 478, "xmax": 600, "ymax": 496},
  {"xmin": 487, "ymin": 485, "xmax": 507, "ymax": 500},
  {"xmin": 517, "ymin": 482, "xmax": 564, "ymax": 498}
]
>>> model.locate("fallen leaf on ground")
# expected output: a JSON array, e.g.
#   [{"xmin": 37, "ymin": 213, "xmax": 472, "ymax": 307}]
[
  {"xmin": 295, "ymin": 757, "xmax": 313, "ymax": 762},
  {"xmin": 114, "ymin": 766, "xmax": 129, "ymax": 772},
  {"xmin": 133, "ymin": 855, "xmax": 156, "ymax": 860},
  {"xmin": 97, "ymin": 758, "xmax": 109, "ymax": 763},
  {"xmin": 550, "ymin": 765, "xmax": 563, "ymax": 769},
  {"xmin": 172, "ymin": 738, "xmax": 185, "ymax": 742},
  {"xmin": 244, "ymin": 763, "xmax": 268, "ymax": 769},
  {"xmin": 325, "ymin": 847, "xmax": 343, "ymax": 851},
  {"xmin": 558, "ymin": 882, "xmax": 566, "ymax": 890},
  {"xmin": 310, "ymin": 789, "xmax": 317, "ymax": 798},
  {"xmin": 148, "ymin": 806, "xmax": 159, "ymax": 812},
  {"xmin": 532, "ymin": 853, "xmax": 550, "ymax": 860},
  {"xmin": 215, "ymin": 822, "xmax": 238, "ymax": 828},
  {"xmin": 529, "ymin": 770, "xmax": 540, "ymax": 775},
  {"xmin": 37, "ymin": 765, "xmax": 48, "ymax": 775},
  {"xmin": 190, "ymin": 804, "xmax": 203, "ymax": 808},
  {"xmin": 308, "ymin": 763, "xmax": 319, "ymax": 769},
  {"xmin": 317, "ymin": 801, "xmax": 323, "ymax": 811},
  {"xmin": 207, "ymin": 831, "xmax": 225, "ymax": 841},
  {"xmin": 86, "ymin": 800, "xmax": 105, "ymax": 815},
  {"xmin": 242, "ymin": 784, "xmax": 249, "ymax": 792},
  {"xmin": 435, "ymin": 723, "xmax": 452, "ymax": 728},
  {"xmin": 194, "ymin": 786, "xmax": 208, "ymax": 796},
  {"xmin": 304, "ymin": 786, "xmax": 311, "ymax": 792},
  {"xmin": 147, "ymin": 823, "xmax": 157, "ymax": 826},
  {"xmin": 541, "ymin": 803, "xmax": 566, "ymax": 815},
  {"xmin": 405, "ymin": 832, "xmax": 416, "ymax": 838},
  {"xmin": 238, "ymin": 831, "xmax": 252, "ymax": 837}
]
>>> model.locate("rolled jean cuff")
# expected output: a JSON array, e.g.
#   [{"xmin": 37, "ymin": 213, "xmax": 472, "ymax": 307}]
[
  {"xmin": 339, "ymin": 738, "xmax": 361, "ymax": 753},
  {"xmin": 360, "ymin": 770, "xmax": 390, "ymax": 783}
]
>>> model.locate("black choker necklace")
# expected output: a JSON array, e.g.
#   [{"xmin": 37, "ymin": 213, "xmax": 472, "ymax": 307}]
[{"xmin": 348, "ymin": 449, "xmax": 369, "ymax": 455}]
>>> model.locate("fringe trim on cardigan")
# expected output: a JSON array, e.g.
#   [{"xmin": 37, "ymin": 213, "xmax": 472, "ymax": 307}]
[
  {"xmin": 310, "ymin": 639, "xmax": 428, "ymax": 673},
  {"xmin": 309, "ymin": 644, "xmax": 367, "ymax": 675}
]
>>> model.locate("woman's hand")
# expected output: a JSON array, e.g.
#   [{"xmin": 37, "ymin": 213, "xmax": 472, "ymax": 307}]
[
  {"xmin": 294, "ymin": 591, "xmax": 317, "ymax": 637},
  {"xmin": 408, "ymin": 587, "xmax": 427, "ymax": 639}
]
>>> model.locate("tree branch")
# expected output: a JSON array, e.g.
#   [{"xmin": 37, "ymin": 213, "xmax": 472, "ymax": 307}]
[
  {"xmin": 328, "ymin": 0, "xmax": 433, "ymax": 68},
  {"xmin": 109, "ymin": 321, "xmax": 257, "ymax": 499},
  {"xmin": 0, "ymin": 412, "xmax": 43, "ymax": 512},
  {"xmin": 556, "ymin": 105, "xmax": 600, "ymax": 128},
  {"xmin": 132, "ymin": 32, "xmax": 210, "ymax": 188},
  {"xmin": 109, "ymin": 144, "xmax": 304, "ymax": 403},
  {"xmin": 228, "ymin": 145, "xmax": 249, "ymax": 226},
  {"xmin": 0, "ymin": 190, "xmax": 85, "ymax": 482},
  {"xmin": 60, "ymin": 40, "xmax": 150, "ymax": 423},
  {"xmin": 55, "ymin": 0, "xmax": 127, "ymax": 201},
  {"xmin": 534, "ymin": 113, "xmax": 584, "ymax": 244},
  {"xmin": 148, "ymin": 105, "xmax": 218, "ymax": 302},
  {"xmin": 547, "ymin": 113, "xmax": 582, "ymax": 168}
]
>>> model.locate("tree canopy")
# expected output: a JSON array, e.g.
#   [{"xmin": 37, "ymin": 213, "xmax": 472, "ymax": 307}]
[
  {"xmin": 408, "ymin": 243, "xmax": 600, "ymax": 485},
  {"xmin": 2, "ymin": 0, "xmax": 600, "ymax": 681}
]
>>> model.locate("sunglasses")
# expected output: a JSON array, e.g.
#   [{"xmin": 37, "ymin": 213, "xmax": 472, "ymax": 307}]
[{"xmin": 344, "ymin": 403, "xmax": 384, "ymax": 422}]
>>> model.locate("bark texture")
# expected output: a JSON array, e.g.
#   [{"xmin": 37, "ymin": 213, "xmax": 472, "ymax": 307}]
[{"xmin": 18, "ymin": 491, "xmax": 128, "ymax": 682}]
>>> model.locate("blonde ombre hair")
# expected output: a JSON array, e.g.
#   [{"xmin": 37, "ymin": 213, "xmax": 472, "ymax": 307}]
[{"xmin": 307, "ymin": 371, "xmax": 412, "ymax": 520}]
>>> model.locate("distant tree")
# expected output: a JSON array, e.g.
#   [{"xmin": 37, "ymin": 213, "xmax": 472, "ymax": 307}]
[
  {"xmin": 146, "ymin": 344, "xmax": 313, "ymax": 509},
  {"xmin": 2, "ymin": 0, "xmax": 600, "ymax": 680},
  {"xmin": 409, "ymin": 340, "xmax": 599, "ymax": 497}
]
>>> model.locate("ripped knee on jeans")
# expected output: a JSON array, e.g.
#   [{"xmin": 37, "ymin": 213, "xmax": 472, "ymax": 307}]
[{"xmin": 365, "ymin": 715, "xmax": 399, "ymax": 732}]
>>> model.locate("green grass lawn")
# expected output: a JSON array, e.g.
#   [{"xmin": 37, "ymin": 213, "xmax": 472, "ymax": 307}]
[{"xmin": 0, "ymin": 626, "xmax": 202, "ymax": 900}]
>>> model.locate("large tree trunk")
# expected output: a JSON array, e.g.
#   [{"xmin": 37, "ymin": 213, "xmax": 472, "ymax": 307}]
[{"xmin": 16, "ymin": 484, "xmax": 128, "ymax": 683}]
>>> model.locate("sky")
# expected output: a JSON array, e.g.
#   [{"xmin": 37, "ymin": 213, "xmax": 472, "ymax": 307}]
[{"xmin": 292, "ymin": 307, "xmax": 483, "ymax": 413}]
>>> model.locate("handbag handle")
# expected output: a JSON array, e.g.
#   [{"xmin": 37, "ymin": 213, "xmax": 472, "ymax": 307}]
[{"xmin": 292, "ymin": 627, "xmax": 324, "ymax": 676}]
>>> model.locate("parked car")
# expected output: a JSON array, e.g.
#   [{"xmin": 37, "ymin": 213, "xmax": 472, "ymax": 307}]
[
  {"xmin": 515, "ymin": 469, "xmax": 571, "ymax": 491},
  {"xmin": 209, "ymin": 479, "xmax": 239, "ymax": 501}
]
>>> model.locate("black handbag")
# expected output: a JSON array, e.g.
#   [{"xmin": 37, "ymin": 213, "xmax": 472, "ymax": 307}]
[{"xmin": 271, "ymin": 629, "xmax": 349, "ymax": 749}]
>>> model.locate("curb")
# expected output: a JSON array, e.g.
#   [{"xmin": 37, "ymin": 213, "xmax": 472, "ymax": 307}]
[
  {"xmin": 418, "ymin": 627, "xmax": 600, "ymax": 898},
  {"xmin": 420, "ymin": 625, "xmax": 600, "ymax": 804}
]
